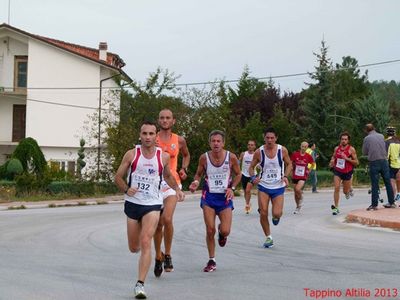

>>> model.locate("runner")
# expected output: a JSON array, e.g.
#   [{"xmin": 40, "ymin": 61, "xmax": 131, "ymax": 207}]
[
  {"xmin": 328, "ymin": 131, "xmax": 359, "ymax": 215},
  {"xmin": 385, "ymin": 126, "xmax": 400, "ymax": 203},
  {"xmin": 189, "ymin": 130, "xmax": 241, "ymax": 272},
  {"xmin": 153, "ymin": 109, "xmax": 190, "ymax": 277},
  {"xmin": 290, "ymin": 141, "xmax": 314, "ymax": 214},
  {"xmin": 115, "ymin": 121, "xmax": 185, "ymax": 299},
  {"xmin": 248, "ymin": 127, "xmax": 292, "ymax": 248},
  {"xmin": 238, "ymin": 140, "xmax": 257, "ymax": 214}
]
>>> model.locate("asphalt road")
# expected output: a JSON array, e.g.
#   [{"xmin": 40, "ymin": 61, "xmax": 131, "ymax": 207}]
[{"xmin": 1, "ymin": 189, "xmax": 399, "ymax": 300}]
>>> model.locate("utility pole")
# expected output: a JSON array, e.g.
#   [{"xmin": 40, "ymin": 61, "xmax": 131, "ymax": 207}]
[{"xmin": 8, "ymin": 0, "xmax": 11, "ymax": 24}]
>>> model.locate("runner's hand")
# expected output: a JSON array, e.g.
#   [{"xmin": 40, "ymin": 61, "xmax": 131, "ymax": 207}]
[
  {"xmin": 225, "ymin": 188, "xmax": 234, "ymax": 200},
  {"xmin": 189, "ymin": 180, "xmax": 199, "ymax": 193},
  {"xmin": 178, "ymin": 169, "xmax": 187, "ymax": 181},
  {"xmin": 126, "ymin": 187, "xmax": 138, "ymax": 197},
  {"xmin": 176, "ymin": 189, "xmax": 185, "ymax": 202}
]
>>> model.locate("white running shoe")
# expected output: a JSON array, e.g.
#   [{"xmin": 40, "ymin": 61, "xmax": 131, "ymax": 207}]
[{"xmin": 134, "ymin": 282, "xmax": 147, "ymax": 299}]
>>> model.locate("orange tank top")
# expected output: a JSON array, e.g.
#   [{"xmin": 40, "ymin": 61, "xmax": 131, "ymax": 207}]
[{"xmin": 156, "ymin": 133, "xmax": 180, "ymax": 183}]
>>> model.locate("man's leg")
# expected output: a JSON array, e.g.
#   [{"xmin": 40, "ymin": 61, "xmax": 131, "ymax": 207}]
[
  {"xmin": 162, "ymin": 195, "xmax": 178, "ymax": 271},
  {"xmin": 381, "ymin": 160, "xmax": 395, "ymax": 204},
  {"xmin": 217, "ymin": 206, "xmax": 233, "ymax": 242},
  {"xmin": 271, "ymin": 195, "xmax": 284, "ymax": 221},
  {"xmin": 127, "ymin": 217, "xmax": 141, "ymax": 254},
  {"xmin": 202, "ymin": 205, "xmax": 217, "ymax": 259},
  {"xmin": 138, "ymin": 211, "xmax": 161, "ymax": 282},
  {"xmin": 258, "ymin": 191, "xmax": 271, "ymax": 236},
  {"xmin": 369, "ymin": 161, "xmax": 380, "ymax": 207},
  {"xmin": 245, "ymin": 182, "xmax": 253, "ymax": 212},
  {"xmin": 333, "ymin": 175, "xmax": 341, "ymax": 208}
]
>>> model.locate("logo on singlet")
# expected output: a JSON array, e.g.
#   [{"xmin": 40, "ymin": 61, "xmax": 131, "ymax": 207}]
[
  {"xmin": 171, "ymin": 144, "xmax": 177, "ymax": 150},
  {"xmin": 148, "ymin": 169, "xmax": 156, "ymax": 175}
]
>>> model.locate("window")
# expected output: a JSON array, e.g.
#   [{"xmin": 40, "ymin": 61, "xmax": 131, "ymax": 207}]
[
  {"xmin": 67, "ymin": 161, "xmax": 76, "ymax": 175},
  {"xmin": 14, "ymin": 56, "xmax": 28, "ymax": 94},
  {"xmin": 12, "ymin": 104, "xmax": 26, "ymax": 142}
]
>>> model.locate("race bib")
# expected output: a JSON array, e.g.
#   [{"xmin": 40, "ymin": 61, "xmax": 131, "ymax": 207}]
[
  {"xmin": 336, "ymin": 158, "xmax": 345, "ymax": 169},
  {"xmin": 208, "ymin": 173, "xmax": 228, "ymax": 193},
  {"xmin": 264, "ymin": 168, "xmax": 279, "ymax": 182},
  {"xmin": 131, "ymin": 174, "xmax": 158, "ymax": 195},
  {"xmin": 295, "ymin": 165, "xmax": 306, "ymax": 177}
]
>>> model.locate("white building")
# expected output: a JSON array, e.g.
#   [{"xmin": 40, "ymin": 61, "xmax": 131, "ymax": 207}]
[{"xmin": 0, "ymin": 23, "xmax": 130, "ymax": 174}]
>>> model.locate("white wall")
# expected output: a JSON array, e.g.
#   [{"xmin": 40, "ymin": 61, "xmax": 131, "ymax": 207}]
[
  {"xmin": 0, "ymin": 35, "xmax": 28, "ymax": 92},
  {"xmin": 26, "ymin": 39, "xmax": 101, "ymax": 148}
]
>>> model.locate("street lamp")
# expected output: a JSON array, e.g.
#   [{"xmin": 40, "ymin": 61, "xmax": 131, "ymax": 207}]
[{"xmin": 97, "ymin": 73, "xmax": 121, "ymax": 180}]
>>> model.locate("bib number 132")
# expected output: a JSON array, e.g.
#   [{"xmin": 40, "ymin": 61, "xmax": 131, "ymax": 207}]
[{"xmin": 137, "ymin": 183, "xmax": 150, "ymax": 191}]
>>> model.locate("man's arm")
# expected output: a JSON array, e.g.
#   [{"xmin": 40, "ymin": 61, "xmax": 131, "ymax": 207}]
[
  {"xmin": 225, "ymin": 153, "xmax": 242, "ymax": 199},
  {"xmin": 348, "ymin": 146, "xmax": 359, "ymax": 166},
  {"xmin": 178, "ymin": 135, "xmax": 190, "ymax": 180},
  {"xmin": 248, "ymin": 149, "xmax": 260, "ymax": 177},
  {"xmin": 162, "ymin": 153, "xmax": 185, "ymax": 202},
  {"xmin": 282, "ymin": 146, "xmax": 292, "ymax": 186},
  {"xmin": 189, "ymin": 154, "xmax": 206, "ymax": 192},
  {"xmin": 329, "ymin": 146, "xmax": 338, "ymax": 168},
  {"xmin": 115, "ymin": 149, "xmax": 137, "ymax": 197},
  {"xmin": 362, "ymin": 137, "xmax": 369, "ymax": 156}
]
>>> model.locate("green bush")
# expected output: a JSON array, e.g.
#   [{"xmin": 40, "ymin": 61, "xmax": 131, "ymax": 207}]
[
  {"xmin": 95, "ymin": 181, "xmax": 118, "ymax": 194},
  {"xmin": 15, "ymin": 173, "xmax": 51, "ymax": 196},
  {"xmin": 0, "ymin": 162, "xmax": 8, "ymax": 179},
  {"xmin": 47, "ymin": 181, "xmax": 95, "ymax": 196},
  {"xmin": 305, "ymin": 168, "xmax": 371, "ymax": 187},
  {"xmin": 12, "ymin": 137, "xmax": 47, "ymax": 176},
  {"xmin": 6, "ymin": 158, "xmax": 23, "ymax": 179}
]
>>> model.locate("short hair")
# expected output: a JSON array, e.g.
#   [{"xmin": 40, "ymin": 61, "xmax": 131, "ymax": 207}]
[
  {"xmin": 140, "ymin": 120, "xmax": 158, "ymax": 132},
  {"xmin": 159, "ymin": 108, "xmax": 175, "ymax": 119},
  {"xmin": 308, "ymin": 141, "xmax": 315, "ymax": 147},
  {"xmin": 263, "ymin": 127, "xmax": 277, "ymax": 136},
  {"xmin": 209, "ymin": 130, "xmax": 225, "ymax": 142},
  {"xmin": 340, "ymin": 131, "xmax": 351, "ymax": 140},
  {"xmin": 365, "ymin": 123, "xmax": 375, "ymax": 132}
]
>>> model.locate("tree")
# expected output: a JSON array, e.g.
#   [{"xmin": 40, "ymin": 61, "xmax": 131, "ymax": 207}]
[
  {"xmin": 12, "ymin": 137, "xmax": 47, "ymax": 176},
  {"xmin": 76, "ymin": 138, "xmax": 86, "ymax": 179}
]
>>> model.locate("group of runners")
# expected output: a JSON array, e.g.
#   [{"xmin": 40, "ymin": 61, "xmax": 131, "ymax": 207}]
[{"xmin": 114, "ymin": 109, "xmax": 398, "ymax": 299}]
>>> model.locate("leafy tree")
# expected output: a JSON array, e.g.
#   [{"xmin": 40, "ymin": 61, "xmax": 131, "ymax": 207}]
[{"xmin": 77, "ymin": 138, "xmax": 86, "ymax": 179}]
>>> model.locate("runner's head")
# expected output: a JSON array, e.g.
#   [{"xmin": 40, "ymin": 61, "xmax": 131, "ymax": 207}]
[
  {"xmin": 209, "ymin": 130, "xmax": 225, "ymax": 153},
  {"xmin": 300, "ymin": 141, "xmax": 308, "ymax": 153},
  {"xmin": 158, "ymin": 109, "xmax": 175, "ymax": 130},
  {"xmin": 140, "ymin": 120, "xmax": 158, "ymax": 148},
  {"xmin": 339, "ymin": 131, "xmax": 350, "ymax": 146},
  {"xmin": 247, "ymin": 140, "xmax": 257, "ymax": 152},
  {"xmin": 263, "ymin": 127, "xmax": 277, "ymax": 147}
]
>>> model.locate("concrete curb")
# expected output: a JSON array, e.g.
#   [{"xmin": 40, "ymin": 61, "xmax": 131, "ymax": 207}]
[{"xmin": 346, "ymin": 207, "xmax": 400, "ymax": 230}]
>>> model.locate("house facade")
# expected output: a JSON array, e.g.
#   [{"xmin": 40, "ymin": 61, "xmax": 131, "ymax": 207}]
[{"xmin": 0, "ymin": 24, "xmax": 130, "ymax": 174}]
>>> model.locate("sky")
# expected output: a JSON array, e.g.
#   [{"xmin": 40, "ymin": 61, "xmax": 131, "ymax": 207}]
[{"xmin": 1, "ymin": 0, "xmax": 400, "ymax": 92}]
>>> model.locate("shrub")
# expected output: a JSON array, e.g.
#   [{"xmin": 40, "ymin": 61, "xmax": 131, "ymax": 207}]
[
  {"xmin": 6, "ymin": 158, "xmax": 23, "ymax": 179},
  {"xmin": 12, "ymin": 137, "xmax": 47, "ymax": 176}
]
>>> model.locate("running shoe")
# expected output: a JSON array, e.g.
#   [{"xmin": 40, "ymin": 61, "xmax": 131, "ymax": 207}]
[
  {"xmin": 263, "ymin": 237, "xmax": 274, "ymax": 248},
  {"xmin": 217, "ymin": 224, "xmax": 227, "ymax": 247},
  {"xmin": 383, "ymin": 203, "xmax": 396, "ymax": 208},
  {"xmin": 395, "ymin": 194, "xmax": 400, "ymax": 201},
  {"xmin": 331, "ymin": 205, "xmax": 339, "ymax": 215},
  {"xmin": 293, "ymin": 206, "xmax": 301, "ymax": 214},
  {"xmin": 203, "ymin": 260, "xmax": 216, "ymax": 272},
  {"xmin": 345, "ymin": 193, "xmax": 350, "ymax": 200},
  {"xmin": 349, "ymin": 189, "xmax": 354, "ymax": 197},
  {"xmin": 134, "ymin": 282, "xmax": 147, "ymax": 299},
  {"xmin": 366, "ymin": 205, "xmax": 378, "ymax": 211},
  {"xmin": 154, "ymin": 254, "xmax": 164, "ymax": 277},
  {"xmin": 272, "ymin": 217, "xmax": 280, "ymax": 225},
  {"xmin": 245, "ymin": 204, "xmax": 251, "ymax": 214},
  {"xmin": 164, "ymin": 254, "xmax": 174, "ymax": 272}
]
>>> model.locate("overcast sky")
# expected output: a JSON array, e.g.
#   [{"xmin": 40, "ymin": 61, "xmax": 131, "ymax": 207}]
[{"xmin": 1, "ymin": 0, "xmax": 399, "ymax": 92}]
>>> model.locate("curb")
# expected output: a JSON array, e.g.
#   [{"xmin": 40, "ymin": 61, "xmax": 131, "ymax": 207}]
[{"xmin": 346, "ymin": 208, "xmax": 400, "ymax": 230}]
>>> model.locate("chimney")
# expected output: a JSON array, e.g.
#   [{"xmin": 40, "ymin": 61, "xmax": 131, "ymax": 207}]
[{"xmin": 99, "ymin": 42, "xmax": 108, "ymax": 61}]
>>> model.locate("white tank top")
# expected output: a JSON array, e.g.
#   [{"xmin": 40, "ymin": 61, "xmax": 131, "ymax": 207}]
[
  {"xmin": 241, "ymin": 151, "xmax": 255, "ymax": 177},
  {"xmin": 205, "ymin": 151, "xmax": 231, "ymax": 193},
  {"xmin": 259, "ymin": 144, "xmax": 285, "ymax": 189},
  {"xmin": 125, "ymin": 145, "xmax": 163, "ymax": 205}
]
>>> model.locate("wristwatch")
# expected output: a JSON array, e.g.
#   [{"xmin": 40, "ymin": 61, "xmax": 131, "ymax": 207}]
[{"xmin": 231, "ymin": 186, "xmax": 236, "ymax": 191}]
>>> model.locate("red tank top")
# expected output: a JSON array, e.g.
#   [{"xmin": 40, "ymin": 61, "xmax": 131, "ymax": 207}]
[
  {"xmin": 156, "ymin": 133, "xmax": 180, "ymax": 184},
  {"xmin": 334, "ymin": 145, "xmax": 353, "ymax": 173}
]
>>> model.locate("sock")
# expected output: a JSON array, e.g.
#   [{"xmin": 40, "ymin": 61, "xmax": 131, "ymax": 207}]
[
  {"xmin": 209, "ymin": 257, "xmax": 216, "ymax": 262},
  {"xmin": 137, "ymin": 280, "xmax": 144, "ymax": 285}
]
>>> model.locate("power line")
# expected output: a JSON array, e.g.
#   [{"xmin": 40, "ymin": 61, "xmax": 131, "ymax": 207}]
[{"xmin": 0, "ymin": 58, "xmax": 399, "ymax": 91}]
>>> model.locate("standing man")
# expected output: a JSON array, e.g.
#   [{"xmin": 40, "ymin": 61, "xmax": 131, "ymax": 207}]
[
  {"xmin": 115, "ymin": 121, "xmax": 185, "ymax": 299},
  {"xmin": 189, "ymin": 130, "xmax": 241, "ymax": 272},
  {"xmin": 306, "ymin": 142, "xmax": 319, "ymax": 193},
  {"xmin": 239, "ymin": 140, "xmax": 257, "ymax": 214},
  {"xmin": 362, "ymin": 123, "xmax": 395, "ymax": 210},
  {"xmin": 386, "ymin": 126, "xmax": 400, "ymax": 202},
  {"xmin": 290, "ymin": 141, "xmax": 314, "ymax": 214},
  {"xmin": 249, "ymin": 127, "xmax": 292, "ymax": 248},
  {"xmin": 154, "ymin": 109, "xmax": 190, "ymax": 277},
  {"xmin": 329, "ymin": 132, "xmax": 359, "ymax": 215}
]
